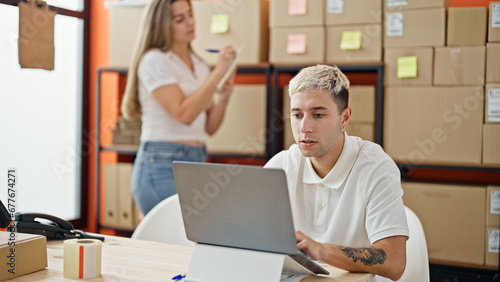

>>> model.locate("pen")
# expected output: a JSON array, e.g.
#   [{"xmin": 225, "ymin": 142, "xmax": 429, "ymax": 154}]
[
  {"xmin": 205, "ymin": 48, "xmax": 219, "ymax": 53},
  {"xmin": 172, "ymin": 274, "xmax": 186, "ymax": 281}
]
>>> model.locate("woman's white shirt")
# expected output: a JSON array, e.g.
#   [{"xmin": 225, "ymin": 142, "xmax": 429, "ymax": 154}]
[{"xmin": 137, "ymin": 49, "xmax": 211, "ymax": 142}]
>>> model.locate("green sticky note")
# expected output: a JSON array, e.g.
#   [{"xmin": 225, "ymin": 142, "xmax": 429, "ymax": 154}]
[
  {"xmin": 397, "ymin": 56, "xmax": 418, "ymax": 78},
  {"xmin": 210, "ymin": 14, "xmax": 229, "ymax": 34},
  {"xmin": 339, "ymin": 31, "xmax": 362, "ymax": 50}
]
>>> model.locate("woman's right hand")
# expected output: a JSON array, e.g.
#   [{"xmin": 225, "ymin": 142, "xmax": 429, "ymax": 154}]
[{"xmin": 214, "ymin": 44, "xmax": 236, "ymax": 76}]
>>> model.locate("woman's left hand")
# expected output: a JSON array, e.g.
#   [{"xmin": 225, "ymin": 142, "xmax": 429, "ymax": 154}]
[{"xmin": 217, "ymin": 67, "xmax": 236, "ymax": 103}]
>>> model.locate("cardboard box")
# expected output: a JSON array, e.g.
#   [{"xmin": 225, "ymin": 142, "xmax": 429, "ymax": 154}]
[
  {"xmin": 402, "ymin": 182, "xmax": 486, "ymax": 265},
  {"xmin": 486, "ymin": 186, "xmax": 500, "ymax": 227},
  {"xmin": 485, "ymin": 227, "xmax": 500, "ymax": 266},
  {"xmin": 483, "ymin": 124, "xmax": 500, "ymax": 165},
  {"xmin": 384, "ymin": 0, "xmax": 444, "ymax": 12},
  {"xmin": 347, "ymin": 123, "xmax": 375, "ymax": 142},
  {"xmin": 191, "ymin": 0, "xmax": 269, "ymax": 65},
  {"xmin": 487, "ymin": 43, "xmax": 500, "ymax": 83},
  {"xmin": 107, "ymin": 3, "xmax": 146, "ymax": 67},
  {"xmin": 325, "ymin": 0, "xmax": 382, "ymax": 25},
  {"xmin": 384, "ymin": 47, "xmax": 433, "ymax": 86},
  {"xmin": 485, "ymin": 84, "xmax": 500, "ymax": 123},
  {"xmin": 269, "ymin": 26, "xmax": 325, "ymax": 65},
  {"xmin": 489, "ymin": 2, "xmax": 500, "ymax": 42},
  {"xmin": 447, "ymin": 7, "xmax": 487, "ymax": 46},
  {"xmin": 206, "ymin": 85, "xmax": 267, "ymax": 155},
  {"xmin": 349, "ymin": 86, "xmax": 376, "ymax": 123},
  {"xmin": 433, "ymin": 46, "xmax": 486, "ymax": 86},
  {"xmin": 0, "ymin": 232, "xmax": 47, "ymax": 280},
  {"xmin": 384, "ymin": 86, "xmax": 484, "ymax": 165},
  {"xmin": 325, "ymin": 24, "xmax": 382, "ymax": 64},
  {"xmin": 269, "ymin": 0, "xmax": 324, "ymax": 27},
  {"xmin": 384, "ymin": 8, "xmax": 445, "ymax": 48}
]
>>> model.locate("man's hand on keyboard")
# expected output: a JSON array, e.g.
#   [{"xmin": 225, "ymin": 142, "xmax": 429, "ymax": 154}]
[{"xmin": 295, "ymin": 230, "xmax": 324, "ymax": 261}]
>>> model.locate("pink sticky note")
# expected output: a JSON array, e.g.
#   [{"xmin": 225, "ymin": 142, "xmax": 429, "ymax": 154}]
[
  {"xmin": 288, "ymin": 0, "xmax": 307, "ymax": 15},
  {"xmin": 287, "ymin": 34, "xmax": 307, "ymax": 54}
]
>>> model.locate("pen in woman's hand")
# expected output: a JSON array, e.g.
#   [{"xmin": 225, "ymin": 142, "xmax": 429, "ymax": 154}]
[{"xmin": 205, "ymin": 49, "xmax": 219, "ymax": 53}]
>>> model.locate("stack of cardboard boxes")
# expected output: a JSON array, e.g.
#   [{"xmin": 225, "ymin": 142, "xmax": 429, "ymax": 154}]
[
  {"xmin": 268, "ymin": 0, "xmax": 384, "ymax": 65},
  {"xmin": 485, "ymin": 2, "xmax": 500, "ymax": 166},
  {"xmin": 190, "ymin": 0, "xmax": 269, "ymax": 157},
  {"xmin": 382, "ymin": 0, "xmax": 500, "ymax": 267},
  {"xmin": 324, "ymin": 0, "xmax": 382, "ymax": 64},
  {"xmin": 269, "ymin": 0, "xmax": 325, "ymax": 64},
  {"xmin": 484, "ymin": 1, "xmax": 500, "ymax": 268}
]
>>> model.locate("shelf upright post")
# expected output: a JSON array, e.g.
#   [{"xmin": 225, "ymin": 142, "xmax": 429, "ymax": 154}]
[
  {"xmin": 375, "ymin": 65, "xmax": 383, "ymax": 146},
  {"xmin": 270, "ymin": 66, "xmax": 279, "ymax": 160},
  {"xmin": 95, "ymin": 69, "xmax": 102, "ymax": 232}
]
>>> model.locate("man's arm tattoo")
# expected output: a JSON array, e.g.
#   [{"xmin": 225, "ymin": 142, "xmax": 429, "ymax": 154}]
[{"xmin": 340, "ymin": 246, "xmax": 387, "ymax": 266}]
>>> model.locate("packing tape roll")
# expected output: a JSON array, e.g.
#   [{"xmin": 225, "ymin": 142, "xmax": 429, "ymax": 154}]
[{"xmin": 63, "ymin": 239, "xmax": 102, "ymax": 279}]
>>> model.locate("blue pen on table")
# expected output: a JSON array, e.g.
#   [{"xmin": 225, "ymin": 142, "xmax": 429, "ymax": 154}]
[
  {"xmin": 172, "ymin": 274, "xmax": 186, "ymax": 281},
  {"xmin": 205, "ymin": 48, "xmax": 219, "ymax": 53}
]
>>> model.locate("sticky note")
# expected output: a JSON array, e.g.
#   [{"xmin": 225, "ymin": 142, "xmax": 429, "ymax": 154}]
[
  {"xmin": 287, "ymin": 34, "xmax": 306, "ymax": 54},
  {"xmin": 339, "ymin": 31, "xmax": 362, "ymax": 50},
  {"xmin": 397, "ymin": 56, "xmax": 418, "ymax": 78},
  {"xmin": 210, "ymin": 14, "xmax": 229, "ymax": 34},
  {"xmin": 288, "ymin": 0, "xmax": 307, "ymax": 15}
]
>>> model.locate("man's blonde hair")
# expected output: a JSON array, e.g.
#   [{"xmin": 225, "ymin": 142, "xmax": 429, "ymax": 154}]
[{"xmin": 288, "ymin": 65, "xmax": 350, "ymax": 112}]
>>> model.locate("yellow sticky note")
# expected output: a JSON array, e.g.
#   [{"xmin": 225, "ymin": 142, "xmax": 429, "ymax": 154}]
[
  {"xmin": 397, "ymin": 56, "xmax": 418, "ymax": 78},
  {"xmin": 210, "ymin": 14, "xmax": 229, "ymax": 34},
  {"xmin": 288, "ymin": 0, "xmax": 307, "ymax": 15},
  {"xmin": 287, "ymin": 34, "xmax": 307, "ymax": 54},
  {"xmin": 339, "ymin": 31, "xmax": 362, "ymax": 50}
]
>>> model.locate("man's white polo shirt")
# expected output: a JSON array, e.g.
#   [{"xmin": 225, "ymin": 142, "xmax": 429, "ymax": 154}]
[{"xmin": 265, "ymin": 133, "xmax": 409, "ymax": 248}]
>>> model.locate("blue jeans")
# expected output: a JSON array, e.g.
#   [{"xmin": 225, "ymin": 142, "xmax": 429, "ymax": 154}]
[{"xmin": 131, "ymin": 141, "xmax": 207, "ymax": 215}]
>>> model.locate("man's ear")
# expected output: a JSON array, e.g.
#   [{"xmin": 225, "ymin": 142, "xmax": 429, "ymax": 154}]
[{"xmin": 341, "ymin": 107, "xmax": 352, "ymax": 129}]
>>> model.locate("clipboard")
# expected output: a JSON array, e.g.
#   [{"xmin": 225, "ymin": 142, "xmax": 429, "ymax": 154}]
[{"xmin": 216, "ymin": 45, "xmax": 244, "ymax": 92}]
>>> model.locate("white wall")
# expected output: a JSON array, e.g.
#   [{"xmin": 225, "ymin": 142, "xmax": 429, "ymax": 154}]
[{"xmin": 0, "ymin": 5, "xmax": 83, "ymax": 220}]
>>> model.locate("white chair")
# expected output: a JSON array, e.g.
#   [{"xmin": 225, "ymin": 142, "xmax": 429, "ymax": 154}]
[
  {"xmin": 131, "ymin": 194, "xmax": 194, "ymax": 246},
  {"xmin": 397, "ymin": 206, "xmax": 430, "ymax": 282}
]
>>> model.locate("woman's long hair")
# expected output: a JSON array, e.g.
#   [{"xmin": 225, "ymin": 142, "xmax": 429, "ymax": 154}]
[{"xmin": 121, "ymin": 0, "xmax": 186, "ymax": 120}]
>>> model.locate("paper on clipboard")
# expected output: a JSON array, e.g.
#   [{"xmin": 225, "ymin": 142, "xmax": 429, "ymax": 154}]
[{"xmin": 216, "ymin": 46, "xmax": 244, "ymax": 92}]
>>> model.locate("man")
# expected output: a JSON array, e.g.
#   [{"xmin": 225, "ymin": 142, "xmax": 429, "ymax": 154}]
[{"xmin": 264, "ymin": 65, "xmax": 409, "ymax": 281}]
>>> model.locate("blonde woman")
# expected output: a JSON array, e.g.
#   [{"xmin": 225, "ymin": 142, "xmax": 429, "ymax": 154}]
[{"xmin": 121, "ymin": 0, "xmax": 236, "ymax": 215}]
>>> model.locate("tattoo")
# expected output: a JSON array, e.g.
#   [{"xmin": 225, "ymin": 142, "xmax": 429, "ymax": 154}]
[{"xmin": 340, "ymin": 246, "xmax": 387, "ymax": 266}]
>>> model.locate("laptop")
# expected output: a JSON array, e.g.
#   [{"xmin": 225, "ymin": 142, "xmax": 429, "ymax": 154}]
[{"xmin": 172, "ymin": 161, "xmax": 329, "ymax": 276}]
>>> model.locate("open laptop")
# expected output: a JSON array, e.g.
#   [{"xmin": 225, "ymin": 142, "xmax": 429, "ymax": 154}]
[{"xmin": 172, "ymin": 161, "xmax": 329, "ymax": 276}]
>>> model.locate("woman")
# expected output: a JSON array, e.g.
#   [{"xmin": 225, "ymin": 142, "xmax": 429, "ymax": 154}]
[{"xmin": 121, "ymin": 0, "xmax": 237, "ymax": 215}]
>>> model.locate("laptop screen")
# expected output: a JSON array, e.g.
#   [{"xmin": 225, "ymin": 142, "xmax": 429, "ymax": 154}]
[{"xmin": 172, "ymin": 161, "xmax": 298, "ymax": 255}]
